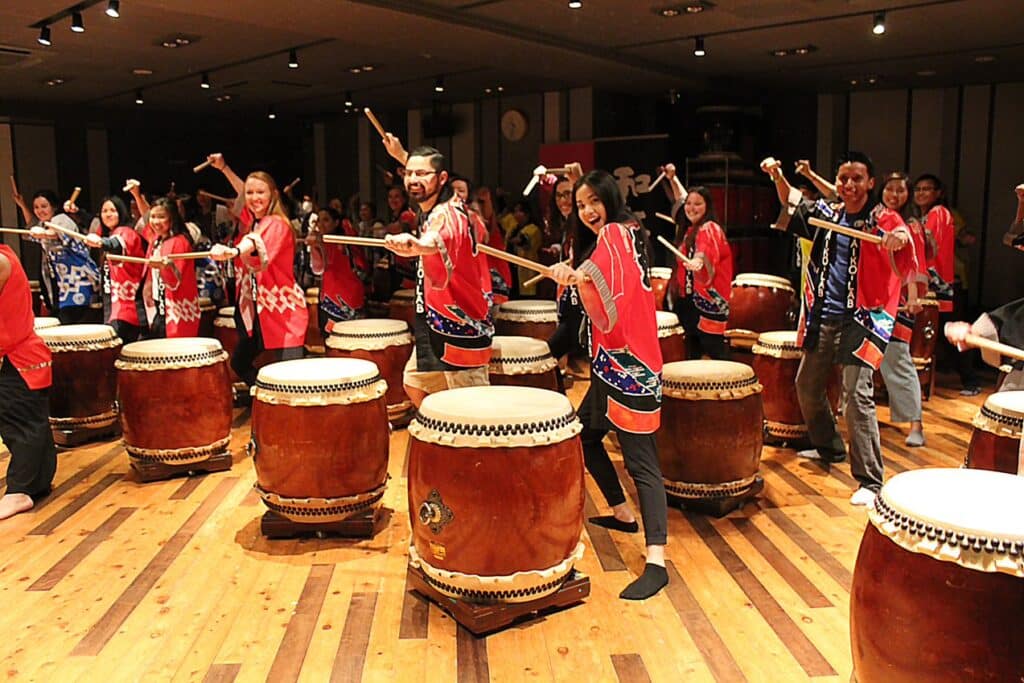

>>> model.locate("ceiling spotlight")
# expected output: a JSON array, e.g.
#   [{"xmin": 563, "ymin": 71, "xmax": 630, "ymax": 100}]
[
  {"xmin": 344, "ymin": 91, "xmax": 353, "ymax": 107},
  {"xmin": 686, "ymin": 3, "xmax": 706, "ymax": 12},
  {"xmin": 45, "ymin": 78, "xmax": 65, "ymax": 87},
  {"xmin": 694, "ymin": 36, "xmax": 706, "ymax": 57},
  {"xmin": 568, "ymin": 0, "xmax": 582, "ymax": 8},
  {"xmin": 349, "ymin": 67, "xmax": 362, "ymax": 74},
  {"xmin": 38, "ymin": 25, "xmax": 52, "ymax": 46},
  {"xmin": 434, "ymin": 76, "xmax": 445, "ymax": 93},
  {"xmin": 497, "ymin": 85, "xmax": 504, "ymax": 92},
  {"xmin": 135, "ymin": 90, "xmax": 144, "ymax": 105},
  {"xmin": 106, "ymin": 0, "xmax": 120, "ymax": 18},
  {"xmin": 772, "ymin": 49, "xmax": 788, "ymax": 57},
  {"xmin": 288, "ymin": 49, "xmax": 298, "ymax": 69},
  {"xmin": 872, "ymin": 11, "xmax": 886, "ymax": 35},
  {"xmin": 268, "ymin": 107, "xmax": 277, "ymax": 120},
  {"xmin": 484, "ymin": 87, "xmax": 492, "ymax": 94},
  {"xmin": 201, "ymin": 72, "xmax": 211, "ymax": 89},
  {"xmin": 71, "ymin": 11, "xmax": 85, "ymax": 33}
]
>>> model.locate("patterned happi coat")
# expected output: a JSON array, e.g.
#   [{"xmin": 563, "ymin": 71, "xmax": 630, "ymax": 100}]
[
  {"xmin": 138, "ymin": 233, "xmax": 201, "ymax": 338},
  {"xmin": 33, "ymin": 213, "xmax": 99, "ymax": 310}
]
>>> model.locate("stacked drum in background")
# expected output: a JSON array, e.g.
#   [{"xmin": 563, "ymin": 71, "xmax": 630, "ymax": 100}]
[
  {"xmin": 966, "ymin": 391, "xmax": 1024, "ymax": 475},
  {"xmin": 725, "ymin": 273, "xmax": 796, "ymax": 364},
  {"xmin": 495, "ymin": 300, "xmax": 559, "ymax": 341},
  {"xmin": 326, "ymin": 318, "xmax": 415, "ymax": 426},
  {"xmin": 488, "ymin": 336, "xmax": 561, "ymax": 391}
]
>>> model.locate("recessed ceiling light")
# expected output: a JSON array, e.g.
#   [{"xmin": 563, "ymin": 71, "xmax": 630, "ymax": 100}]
[
  {"xmin": 694, "ymin": 36, "xmax": 706, "ymax": 57},
  {"xmin": 344, "ymin": 91, "xmax": 353, "ymax": 107},
  {"xmin": 484, "ymin": 87, "xmax": 492, "ymax": 94},
  {"xmin": 872, "ymin": 11, "xmax": 886, "ymax": 36},
  {"xmin": 349, "ymin": 67, "xmax": 362, "ymax": 74},
  {"xmin": 201, "ymin": 72, "xmax": 211, "ymax": 89},
  {"xmin": 160, "ymin": 35, "xmax": 197, "ymax": 49},
  {"xmin": 362, "ymin": 65, "xmax": 375, "ymax": 72},
  {"xmin": 45, "ymin": 78, "xmax": 65, "ymax": 87},
  {"xmin": 135, "ymin": 90, "xmax": 144, "ymax": 105},
  {"xmin": 866, "ymin": 76, "xmax": 878, "ymax": 85},
  {"xmin": 132, "ymin": 68, "xmax": 153, "ymax": 76},
  {"xmin": 975, "ymin": 55, "xmax": 996, "ymax": 63},
  {"xmin": 568, "ymin": 0, "xmax": 582, "ymax": 8},
  {"xmin": 497, "ymin": 86, "xmax": 504, "ymax": 92},
  {"xmin": 288, "ymin": 48, "xmax": 299, "ymax": 69},
  {"xmin": 772, "ymin": 49, "xmax": 788, "ymax": 57},
  {"xmin": 659, "ymin": 8, "xmax": 680, "ymax": 17},
  {"xmin": 849, "ymin": 79, "xmax": 859, "ymax": 86},
  {"xmin": 686, "ymin": 2, "xmax": 709, "ymax": 13}
]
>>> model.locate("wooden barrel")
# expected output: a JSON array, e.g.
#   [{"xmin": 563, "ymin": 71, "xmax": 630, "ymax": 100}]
[
  {"xmin": 966, "ymin": 391, "xmax": 1024, "ymax": 475},
  {"xmin": 488, "ymin": 336, "xmax": 561, "ymax": 391},
  {"xmin": 326, "ymin": 318, "xmax": 414, "ymax": 426}
]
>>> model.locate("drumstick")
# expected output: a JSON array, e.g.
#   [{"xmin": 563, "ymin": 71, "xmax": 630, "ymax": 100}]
[
  {"xmin": 522, "ymin": 258, "xmax": 570, "ymax": 288},
  {"xmin": 198, "ymin": 189, "xmax": 236, "ymax": 204},
  {"xmin": 122, "ymin": 179, "xmax": 140, "ymax": 193},
  {"xmin": 106, "ymin": 253, "xmax": 159, "ymax": 265},
  {"xmin": 946, "ymin": 325, "xmax": 1024, "ymax": 363},
  {"xmin": 67, "ymin": 186, "xmax": 81, "ymax": 206},
  {"xmin": 656, "ymin": 234, "xmax": 690, "ymax": 264},
  {"xmin": 284, "ymin": 177, "xmax": 301, "ymax": 193},
  {"xmin": 364, "ymin": 108, "xmax": 387, "ymax": 138},
  {"xmin": 322, "ymin": 234, "xmax": 388, "ymax": 248},
  {"xmin": 649, "ymin": 171, "xmax": 666, "ymax": 190},
  {"xmin": 807, "ymin": 217, "xmax": 883, "ymax": 245},
  {"xmin": 0, "ymin": 227, "xmax": 33, "ymax": 235},
  {"xmin": 522, "ymin": 165, "xmax": 546, "ymax": 197},
  {"xmin": 655, "ymin": 212, "xmax": 675, "ymax": 225},
  {"xmin": 164, "ymin": 251, "xmax": 215, "ymax": 261},
  {"xmin": 44, "ymin": 221, "xmax": 90, "ymax": 243},
  {"xmin": 193, "ymin": 159, "xmax": 213, "ymax": 173}
]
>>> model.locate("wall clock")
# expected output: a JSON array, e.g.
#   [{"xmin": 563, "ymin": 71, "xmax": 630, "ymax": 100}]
[{"xmin": 500, "ymin": 109, "xmax": 528, "ymax": 142}]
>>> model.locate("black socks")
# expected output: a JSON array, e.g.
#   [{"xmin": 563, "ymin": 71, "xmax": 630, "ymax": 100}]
[
  {"xmin": 587, "ymin": 515, "xmax": 639, "ymax": 533},
  {"xmin": 619, "ymin": 563, "xmax": 668, "ymax": 600}
]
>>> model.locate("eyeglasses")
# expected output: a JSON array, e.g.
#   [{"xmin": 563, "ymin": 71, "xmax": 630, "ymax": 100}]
[
  {"xmin": 405, "ymin": 170, "xmax": 437, "ymax": 179},
  {"xmin": 555, "ymin": 191, "xmax": 572, "ymax": 199}
]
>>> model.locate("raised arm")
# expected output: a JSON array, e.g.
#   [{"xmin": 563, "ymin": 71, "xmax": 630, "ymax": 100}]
[
  {"xmin": 795, "ymin": 160, "xmax": 837, "ymax": 200},
  {"xmin": 207, "ymin": 154, "xmax": 245, "ymax": 197}
]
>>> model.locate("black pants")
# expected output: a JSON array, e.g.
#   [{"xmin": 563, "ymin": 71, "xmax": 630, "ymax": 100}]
[
  {"xmin": 674, "ymin": 298, "xmax": 730, "ymax": 360},
  {"xmin": 578, "ymin": 386, "xmax": 668, "ymax": 546},
  {"xmin": 0, "ymin": 360, "xmax": 57, "ymax": 499},
  {"xmin": 57, "ymin": 305, "xmax": 91, "ymax": 325},
  {"xmin": 109, "ymin": 320, "xmax": 141, "ymax": 344},
  {"xmin": 231, "ymin": 309, "xmax": 304, "ymax": 386}
]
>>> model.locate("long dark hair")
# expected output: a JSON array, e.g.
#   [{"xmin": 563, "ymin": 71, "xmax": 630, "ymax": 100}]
[
  {"xmin": 673, "ymin": 185, "xmax": 717, "ymax": 250},
  {"xmin": 570, "ymin": 170, "xmax": 651, "ymax": 269},
  {"xmin": 880, "ymin": 171, "xmax": 913, "ymax": 220},
  {"xmin": 547, "ymin": 176, "xmax": 572, "ymax": 235},
  {"xmin": 150, "ymin": 197, "xmax": 193, "ymax": 245}
]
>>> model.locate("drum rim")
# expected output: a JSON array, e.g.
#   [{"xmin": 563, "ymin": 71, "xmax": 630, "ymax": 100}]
[
  {"xmin": 255, "ymin": 357, "xmax": 381, "ymax": 387},
  {"xmin": 328, "ymin": 317, "xmax": 410, "ymax": 337},
  {"xmin": 37, "ymin": 323, "xmax": 121, "ymax": 349},
  {"xmin": 116, "ymin": 337, "xmax": 226, "ymax": 369},
  {"xmin": 972, "ymin": 391, "xmax": 1024, "ymax": 436},
  {"xmin": 648, "ymin": 267, "xmax": 673, "ymax": 278},
  {"xmin": 497, "ymin": 300, "xmax": 558, "ymax": 313},
  {"xmin": 662, "ymin": 360, "xmax": 762, "ymax": 399},
  {"xmin": 32, "ymin": 317, "xmax": 62, "ymax": 329},
  {"xmin": 732, "ymin": 273, "xmax": 794, "ymax": 291}
]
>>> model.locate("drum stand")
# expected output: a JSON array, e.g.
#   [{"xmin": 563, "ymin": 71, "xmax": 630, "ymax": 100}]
[
  {"xmin": 52, "ymin": 421, "xmax": 121, "ymax": 448},
  {"xmin": 130, "ymin": 450, "xmax": 233, "ymax": 483},
  {"xmin": 260, "ymin": 508, "xmax": 383, "ymax": 539},
  {"xmin": 667, "ymin": 475, "xmax": 765, "ymax": 517},
  {"xmin": 406, "ymin": 565, "xmax": 590, "ymax": 636}
]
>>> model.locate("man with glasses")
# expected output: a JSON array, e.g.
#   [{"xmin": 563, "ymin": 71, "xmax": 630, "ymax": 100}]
[{"xmin": 380, "ymin": 135, "xmax": 493, "ymax": 406}]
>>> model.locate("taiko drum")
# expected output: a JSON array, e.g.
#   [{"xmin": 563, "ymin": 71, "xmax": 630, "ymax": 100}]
[
  {"xmin": 326, "ymin": 318, "xmax": 415, "ymax": 425},
  {"xmin": 494, "ymin": 299, "xmax": 558, "ymax": 342},
  {"xmin": 966, "ymin": 391, "xmax": 1024, "ymax": 475},
  {"xmin": 649, "ymin": 267, "xmax": 672, "ymax": 310},
  {"xmin": 655, "ymin": 311, "xmax": 687, "ymax": 363},
  {"xmin": 726, "ymin": 273, "xmax": 795, "ymax": 353},
  {"xmin": 752, "ymin": 330, "xmax": 839, "ymax": 441},
  {"xmin": 388, "ymin": 288, "xmax": 416, "ymax": 330},
  {"xmin": 488, "ymin": 336, "xmax": 561, "ymax": 391},
  {"xmin": 304, "ymin": 287, "xmax": 324, "ymax": 353}
]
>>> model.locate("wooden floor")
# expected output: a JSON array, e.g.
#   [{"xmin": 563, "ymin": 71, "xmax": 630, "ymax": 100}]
[{"xmin": 0, "ymin": 372, "xmax": 987, "ymax": 683}]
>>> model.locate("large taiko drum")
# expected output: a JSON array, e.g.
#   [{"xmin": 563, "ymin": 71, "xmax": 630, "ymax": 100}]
[
  {"xmin": 388, "ymin": 289, "xmax": 416, "ymax": 329},
  {"xmin": 752, "ymin": 330, "xmax": 840, "ymax": 441},
  {"xmin": 252, "ymin": 358, "xmax": 389, "ymax": 523},
  {"xmin": 649, "ymin": 267, "xmax": 672, "ymax": 310},
  {"xmin": 655, "ymin": 311, "xmax": 686, "ymax": 363},
  {"xmin": 325, "ymin": 318, "xmax": 414, "ymax": 426},
  {"xmin": 37, "ymin": 324, "xmax": 121, "ymax": 444},
  {"xmin": 33, "ymin": 317, "xmax": 61, "ymax": 330},
  {"xmin": 495, "ymin": 300, "xmax": 558, "ymax": 341},
  {"xmin": 116, "ymin": 338, "xmax": 233, "ymax": 471},
  {"xmin": 850, "ymin": 468, "xmax": 1024, "ymax": 682},
  {"xmin": 488, "ymin": 336, "xmax": 561, "ymax": 391},
  {"xmin": 407, "ymin": 386, "xmax": 585, "ymax": 602},
  {"xmin": 198, "ymin": 297, "xmax": 216, "ymax": 338},
  {"xmin": 726, "ymin": 273, "xmax": 795, "ymax": 353},
  {"xmin": 28, "ymin": 280, "xmax": 43, "ymax": 316},
  {"xmin": 966, "ymin": 391, "xmax": 1024, "ymax": 475},
  {"xmin": 657, "ymin": 360, "xmax": 764, "ymax": 502},
  {"xmin": 304, "ymin": 287, "xmax": 324, "ymax": 354}
]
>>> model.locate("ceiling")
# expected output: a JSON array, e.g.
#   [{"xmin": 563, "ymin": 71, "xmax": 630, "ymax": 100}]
[{"xmin": 0, "ymin": 0, "xmax": 1020, "ymax": 118}]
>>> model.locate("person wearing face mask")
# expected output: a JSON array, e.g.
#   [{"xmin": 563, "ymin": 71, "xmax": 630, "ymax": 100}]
[
  {"xmin": 664, "ymin": 166, "xmax": 733, "ymax": 360},
  {"xmin": 134, "ymin": 197, "xmax": 200, "ymax": 339},
  {"xmin": 306, "ymin": 207, "xmax": 367, "ymax": 336},
  {"xmin": 12, "ymin": 188, "xmax": 99, "ymax": 324},
  {"xmin": 379, "ymin": 137, "xmax": 493, "ymax": 405},
  {"xmin": 82, "ymin": 195, "xmax": 147, "ymax": 342},
  {"xmin": 763, "ymin": 152, "xmax": 916, "ymax": 506},
  {"xmin": 548, "ymin": 170, "xmax": 667, "ymax": 601},
  {"xmin": 206, "ymin": 154, "xmax": 309, "ymax": 389}
]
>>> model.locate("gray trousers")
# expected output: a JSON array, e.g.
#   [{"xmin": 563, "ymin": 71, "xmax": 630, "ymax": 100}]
[
  {"xmin": 795, "ymin": 322, "xmax": 885, "ymax": 492},
  {"xmin": 879, "ymin": 340, "xmax": 922, "ymax": 424}
]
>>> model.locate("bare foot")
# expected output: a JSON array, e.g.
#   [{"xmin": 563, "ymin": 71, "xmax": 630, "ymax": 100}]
[{"xmin": 0, "ymin": 493, "xmax": 35, "ymax": 520}]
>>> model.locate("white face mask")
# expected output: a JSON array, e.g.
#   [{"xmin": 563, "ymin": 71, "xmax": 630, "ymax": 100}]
[{"xmin": 301, "ymin": 200, "xmax": 314, "ymax": 214}]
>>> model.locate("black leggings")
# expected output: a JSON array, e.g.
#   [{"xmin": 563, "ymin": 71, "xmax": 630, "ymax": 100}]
[
  {"xmin": 56, "ymin": 305, "xmax": 92, "ymax": 325},
  {"xmin": 230, "ymin": 309, "xmax": 304, "ymax": 386},
  {"xmin": 674, "ymin": 298, "xmax": 730, "ymax": 360},
  {"xmin": 0, "ymin": 360, "xmax": 57, "ymax": 499}
]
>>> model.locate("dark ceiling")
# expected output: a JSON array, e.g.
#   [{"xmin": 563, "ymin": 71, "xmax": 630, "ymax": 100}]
[{"xmin": 0, "ymin": 0, "xmax": 1020, "ymax": 117}]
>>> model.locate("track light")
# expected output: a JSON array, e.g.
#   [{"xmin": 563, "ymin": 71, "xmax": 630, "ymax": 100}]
[
  {"xmin": 694, "ymin": 36, "xmax": 706, "ymax": 57},
  {"xmin": 71, "ymin": 11, "xmax": 85, "ymax": 33},
  {"xmin": 106, "ymin": 0, "xmax": 120, "ymax": 18},
  {"xmin": 434, "ymin": 76, "xmax": 444, "ymax": 93},
  {"xmin": 268, "ymin": 107, "xmax": 277, "ymax": 120},
  {"xmin": 200, "ymin": 72, "xmax": 211, "ymax": 89},
  {"xmin": 38, "ymin": 25, "xmax": 52, "ymax": 46},
  {"xmin": 873, "ymin": 11, "xmax": 886, "ymax": 35},
  {"xmin": 568, "ymin": 0, "xmax": 582, "ymax": 8},
  {"xmin": 135, "ymin": 90, "xmax": 144, "ymax": 105},
  {"xmin": 288, "ymin": 49, "xmax": 298, "ymax": 69},
  {"xmin": 344, "ymin": 91, "xmax": 353, "ymax": 107}
]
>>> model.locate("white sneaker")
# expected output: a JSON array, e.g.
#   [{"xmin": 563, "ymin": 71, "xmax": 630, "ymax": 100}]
[
  {"xmin": 797, "ymin": 448, "xmax": 822, "ymax": 460},
  {"xmin": 849, "ymin": 487, "xmax": 877, "ymax": 507}
]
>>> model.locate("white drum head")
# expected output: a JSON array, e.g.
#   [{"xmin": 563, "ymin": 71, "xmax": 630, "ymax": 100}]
[
  {"xmin": 973, "ymin": 391, "xmax": 1024, "ymax": 438},
  {"xmin": 490, "ymin": 336, "xmax": 557, "ymax": 374},
  {"xmin": 662, "ymin": 359, "xmax": 761, "ymax": 400},
  {"xmin": 326, "ymin": 318, "xmax": 412, "ymax": 351},
  {"xmin": 649, "ymin": 267, "xmax": 673, "ymax": 280},
  {"xmin": 496, "ymin": 299, "xmax": 558, "ymax": 322},
  {"xmin": 214, "ymin": 307, "xmax": 236, "ymax": 329},
  {"xmin": 752, "ymin": 330, "xmax": 801, "ymax": 358},
  {"xmin": 733, "ymin": 273, "xmax": 794, "ymax": 292},
  {"xmin": 33, "ymin": 317, "xmax": 61, "ymax": 330},
  {"xmin": 117, "ymin": 337, "xmax": 226, "ymax": 370},
  {"xmin": 254, "ymin": 357, "xmax": 387, "ymax": 407},
  {"xmin": 655, "ymin": 311, "xmax": 684, "ymax": 338},
  {"xmin": 38, "ymin": 324, "xmax": 121, "ymax": 350},
  {"xmin": 390, "ymin": 289, "xmax": 415, "ymax": 303}
]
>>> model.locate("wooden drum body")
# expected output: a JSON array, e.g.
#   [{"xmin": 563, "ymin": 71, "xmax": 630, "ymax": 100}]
[
  {"xmin": 252, "ymin": 358, "xmax": 390, "ymax": 523},
  {"xmin": 726, "ymin": 273, "xmax": 795, "ymax": 353},
  {"xmin": 752, "ymin": 330, "xmax": 840, "ymax": 440},
  {"xmin": 657, "ymin": 360, "xmax": 764, "ymax": 502},
  {"xmin": 967, "ymin": 391, "xmax": 1024, "ymax": 475},
  {"xmin": 305, "ymin": 287, "xmax": 324, "ymax": 354},
  {"xmin": 488, "ymin": 336, "xmax": 561, "ymax": 391},
  {"xmin": 649, "ymin": 267, "xmax": 672, "ymax": 310},
  {"xmin": 407, "ymin": 386, "xmax": 585, "ymax": 603},
  {"xmin": 326, "ymin": 318, "xmax": 414, "ymax": 426},
  {"xmin": 494, "ymin": 300, "xmax": 558, "ymax": 342},
  {"xmin": 850, "ymin": 468, "xmax": 1024, "ymax": 682},
  {"xmin": 388, "ymin": 289, "xmax": 416, "ymax": 330},
  {"xmin": 117, "ymin": 338, "xmax": 233, "ymax": 469},
  {"xmin": 38, "ymin": 324, "xmax": 121, "ymax": 444},
  {"xmin": 655, "ymin": 311, "xmax": 686, "ymax": 363}
]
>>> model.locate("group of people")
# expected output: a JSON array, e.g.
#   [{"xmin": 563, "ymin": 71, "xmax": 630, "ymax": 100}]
[{"xmin": 3, "ymin": 136, "xmax": 1022, "ymax": 607}]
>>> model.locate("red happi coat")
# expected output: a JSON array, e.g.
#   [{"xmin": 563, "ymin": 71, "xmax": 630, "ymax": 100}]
[
  {"xmin": 922, "ymin": 204, "xmax": 955, "ymax": 312},
  {"xmin": 140, "ymin": 233, "xmax": 200, "ymax": 338},
  {"xmin": 0, "ymin": 245, "xmax": 52, "ymax": 389},
  {"xmin": 892, "ymin": 213, "xmax": 929, "ymax": 343},
  {"xmin": 316, "ymin": 219, "xmax": 367, "ymax": 323},
  {"xmin": 415, "ymin": 197, "xmax": 493, "ymax": 370},
  {"xmin": 391, "ymin": 208, "xmax": 419, "ymax": 289},
  {"xmin": 469, "ymin": 211, "xmax": 500, "ymax": 306},
  {"xmin": 578, "ymin": 222, "xmax": 663, "ymax": 434},
  {"xmin": 96, "ymin": 225, "xmax": 146, "ymax": 326},
  {"xmin": 673, "ymin": 220, "xmax": 733, "ymax": 335},
  {"xmin": 234, "ymin": 212, "xmax": 308, "ymax": 349}
]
